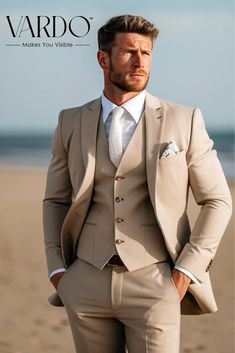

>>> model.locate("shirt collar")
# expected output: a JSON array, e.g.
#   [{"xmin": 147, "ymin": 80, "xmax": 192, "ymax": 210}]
[{"xmin": 101, "ymin": 90, "xmax": 146, "ymax": 124}]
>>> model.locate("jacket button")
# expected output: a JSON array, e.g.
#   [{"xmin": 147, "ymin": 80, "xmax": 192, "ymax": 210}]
[
  {"xmin": 115, "ymin": 197, "xmax": 124, "ymax": 203},
  {"xmin": 115, "ymin": 218, "xmax": 124, "ymax": 223},
  {"xmin": 115, "ymin": 176, "xmax": 125, "ymax": 181},
  {"xmin": 115, "ymin": 239, "xmax": 125, "ymax": 244}
]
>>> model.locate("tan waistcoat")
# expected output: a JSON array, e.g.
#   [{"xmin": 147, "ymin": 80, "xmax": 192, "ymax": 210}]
[{"xmin": 77, "ymin": 113, "xmax": 168, "ymax": 271}]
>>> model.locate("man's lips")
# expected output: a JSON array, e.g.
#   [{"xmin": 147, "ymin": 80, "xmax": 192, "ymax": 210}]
[
  {"xmin": 129, "ymin": 71, "xmax": 146, "ymax": 78},
  {"xmin": 129, "ymin": 73, "xmax": 144, "ymax": 76}
]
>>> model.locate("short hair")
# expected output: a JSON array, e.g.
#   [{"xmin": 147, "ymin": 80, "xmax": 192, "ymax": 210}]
[{"xmin": 98, "ymin": 14, "xmax": 159, "ymax": 52}]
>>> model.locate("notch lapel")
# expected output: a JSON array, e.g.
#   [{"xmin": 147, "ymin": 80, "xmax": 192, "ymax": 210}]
[
  {"xmin": 145, "ymin": 92, "xmax": 166, "ymax": 212},
  {"xmin": 74, "ymin": 98, "xmax": 101, "ymax": 205},
  {"xmin": 61, "ymin": 98, "xmax": 101, "ymax": 267}
]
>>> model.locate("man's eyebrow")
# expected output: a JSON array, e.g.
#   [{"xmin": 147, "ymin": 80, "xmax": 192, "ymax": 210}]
[{"xmin": 121, "ymin": 44, "xmax": 152, "ymax": 51}]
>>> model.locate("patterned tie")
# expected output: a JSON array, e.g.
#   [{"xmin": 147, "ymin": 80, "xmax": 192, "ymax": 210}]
[{"xmin": 108, "ymin": 106, "xmax": 125, "ymax": 167}]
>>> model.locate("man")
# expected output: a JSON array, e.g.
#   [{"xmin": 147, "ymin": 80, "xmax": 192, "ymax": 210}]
[{"xmin": 43, "ymin": 15, "xmax": 232, "ymax": 353}]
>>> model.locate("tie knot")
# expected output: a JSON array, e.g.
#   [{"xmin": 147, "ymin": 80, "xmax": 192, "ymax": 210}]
[{"xmin": 111, "ymin": 106, "xmax": 125, "ymax": 119}]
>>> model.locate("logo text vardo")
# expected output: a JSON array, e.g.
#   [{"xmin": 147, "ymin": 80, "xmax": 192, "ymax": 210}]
[{"xmin": 6, "ymin": 16, "xmax": 92, "ymax": 38}]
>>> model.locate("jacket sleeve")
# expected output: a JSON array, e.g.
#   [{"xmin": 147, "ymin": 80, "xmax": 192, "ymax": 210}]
[
  {"xmin": 175, "ymin": 108, "xmax": 232, "ymax": 282},
  {"xmin": 43, "ymin": 111, "xmax": 72, "ymax": 276}
]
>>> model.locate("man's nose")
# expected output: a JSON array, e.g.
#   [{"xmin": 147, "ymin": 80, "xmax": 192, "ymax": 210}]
[{"xmin": 133, "ymin": 53, "xmax": 144, "ymax": 68}]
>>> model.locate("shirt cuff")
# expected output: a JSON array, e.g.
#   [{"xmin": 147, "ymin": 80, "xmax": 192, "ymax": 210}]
[
  {"xmin": 174, "ymin": 264, "xmax": 202, "ymax": 286},
  {"xmin": 49, "ymin": 268, "xmax": 66, "ymax": 279}
]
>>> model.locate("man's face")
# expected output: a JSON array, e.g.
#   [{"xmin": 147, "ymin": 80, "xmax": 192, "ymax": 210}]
[{"xmin": 107, "ymin": 32, "xmax": 153, "ymax": 93}]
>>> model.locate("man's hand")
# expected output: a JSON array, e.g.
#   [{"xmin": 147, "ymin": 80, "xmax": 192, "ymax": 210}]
[
  {"xmin": 171, "ymin": 268, "xmax": 191, "ymax": 300},
  {"xmin": 50, "ymin": 271, "xmax": 65, "ymax": 290}
]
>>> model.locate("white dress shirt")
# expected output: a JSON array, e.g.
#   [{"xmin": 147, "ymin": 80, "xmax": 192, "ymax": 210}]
[
  {"xmin": 101, "ymin": 90, "xmax": 146, "ymax": 150},
  {"xmin": 50, "ymin": 90, "xmax": 201, "ymax": 286}
]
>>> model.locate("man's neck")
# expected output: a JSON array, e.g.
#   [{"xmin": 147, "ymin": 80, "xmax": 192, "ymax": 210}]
[{"xmin": 103, "ymin": 89, "xmax": 143, "ymax": 106}]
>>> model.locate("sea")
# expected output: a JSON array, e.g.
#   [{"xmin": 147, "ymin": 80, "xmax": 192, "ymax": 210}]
[{"xmin": 0, "ymin": 132, "xmax": 234, "ymax": 180}]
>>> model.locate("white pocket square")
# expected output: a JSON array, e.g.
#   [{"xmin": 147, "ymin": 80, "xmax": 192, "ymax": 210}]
[{"xmin": 160, "ymin": 140, "xmax": 179, "ymax": 158}]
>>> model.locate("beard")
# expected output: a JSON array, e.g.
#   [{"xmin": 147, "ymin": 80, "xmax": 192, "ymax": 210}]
[{"xmin": 108, "ymin": 60, "xmax": 149, "ymax": 93}]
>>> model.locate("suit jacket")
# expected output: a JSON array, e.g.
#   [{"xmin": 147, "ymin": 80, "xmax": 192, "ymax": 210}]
[{"xmin": 43, "ymin": 92, "xmax": 232, "ymax": 314}]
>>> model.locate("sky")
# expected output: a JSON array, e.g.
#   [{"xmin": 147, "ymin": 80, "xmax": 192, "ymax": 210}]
[{"xmin": 0, "ymin": 0, "xmax": 234, "ymax": 133}]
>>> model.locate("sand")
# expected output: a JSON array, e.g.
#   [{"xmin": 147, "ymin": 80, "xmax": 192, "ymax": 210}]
[{"xmin": 0, "ymin": 168, "xmax": 233, "ymax": 353}]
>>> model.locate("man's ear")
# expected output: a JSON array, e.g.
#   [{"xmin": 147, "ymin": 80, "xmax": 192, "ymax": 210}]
[{"xmin": 97, "ymin": 50, "xmax": 110, "ymax": 69}]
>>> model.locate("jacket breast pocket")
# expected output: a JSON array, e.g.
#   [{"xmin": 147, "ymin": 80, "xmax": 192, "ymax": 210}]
[
  {"xmin": 159, "ymin": 150, "xmax": 186, "ymax": 165},
  {"xmin": 158, "ymin": 150, "xmax": 187, "ymax": 180},
  {"xmin": 157, "ymin": 150, "xmax": 188, "ymax": 211}
]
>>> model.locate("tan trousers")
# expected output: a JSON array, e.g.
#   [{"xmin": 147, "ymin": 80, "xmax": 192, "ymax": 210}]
[{"xmin": 57, "ymin": 258, "xmax": 181, "ymax": 353}]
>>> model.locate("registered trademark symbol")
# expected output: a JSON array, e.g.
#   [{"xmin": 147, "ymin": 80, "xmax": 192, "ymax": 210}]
[{"xmin": 89, "ymin": 17, "xmax": 93, "ymax": 20}]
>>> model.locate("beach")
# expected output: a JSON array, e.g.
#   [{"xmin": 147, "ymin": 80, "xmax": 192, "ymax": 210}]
[{"xmin": 0, "ymin": 168, "xmax": 233, "ymax": 353}]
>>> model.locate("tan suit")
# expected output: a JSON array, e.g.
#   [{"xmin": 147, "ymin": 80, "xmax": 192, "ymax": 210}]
[{"xmin": 43, "ymin": 92, "xmax": 232, "ymax": 352}]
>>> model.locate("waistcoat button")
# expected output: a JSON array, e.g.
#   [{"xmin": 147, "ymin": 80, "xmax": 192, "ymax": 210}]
[
  {"xmin": 115, "ymin": 197, "xmax": 123, "ymax": 203},
  {"xmin": 115, "ymin": 176, "xmax": 125, "ymax": 181},
  {"xmin": 115, "ymin": 218, "xmax": 124, "ymax": 223},
  {"xmin": 115, "ymin": 239, "xmax": 125, "ymax": 244}
]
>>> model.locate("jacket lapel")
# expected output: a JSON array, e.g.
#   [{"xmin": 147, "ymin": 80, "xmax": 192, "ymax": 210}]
[
  {"xmin": 61, "ymin": 98, "xmax": 101, "ymax": 266},
  {"xmin": 145, "ymin": 92, "xmax": 166, "ymax": 212},
  {"xmin": 74, "ymin": 98, "xmax": 101, "ymax": 204}
]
